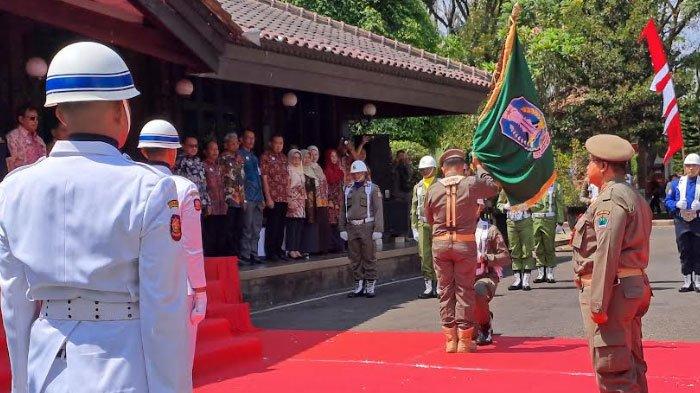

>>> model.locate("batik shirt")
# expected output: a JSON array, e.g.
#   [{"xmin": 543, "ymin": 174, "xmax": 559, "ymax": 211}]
[
  {"xmin": 260, "ymin": 151, "xmax": 289, "ymax": 203},
  {"xmin": 6, "ymin": 126, "xmax": 46, "ymax": 171},
  {"xmin": 175, "ymin": 155, "xmax": 211, "ymax": 209},
  {"xmin": 203, "ymin": 159, "xmax": 226, "ymax": 216},
  {"xmin": 219, "ymin": 151, "xmax": 245, "ymax": 208},
  {"xmin": 238, "ymin": 148, "xmax": 263, "ymax": 203}
]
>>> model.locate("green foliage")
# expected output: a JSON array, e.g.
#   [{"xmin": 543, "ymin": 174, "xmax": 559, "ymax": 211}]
[
  {"xmin": 389, "ymin": 140, "xmax": 430, "ymax": 161},
  {"xmin": 554, "ymin": 138, "xmax": 588, "ymax": 207}
]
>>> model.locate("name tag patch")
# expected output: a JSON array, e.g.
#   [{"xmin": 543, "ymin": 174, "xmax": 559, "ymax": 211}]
[{"xmin": 170, "ymin": 215, "xmax": 182, "ymax": 241}]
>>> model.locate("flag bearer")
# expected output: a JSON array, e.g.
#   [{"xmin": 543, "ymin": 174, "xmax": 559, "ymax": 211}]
[
  {"xmin": 474, "ymin": 202, "xmax": 510, "ymax": 346},
  {"xmin": 532, "ymin": 182, "xmax": 565, "ymax": 284},
  {"xmin": 0, "ymin": 42, "xmax": 191, "ymax": 393},
  {"xmin": 138, "ymin": 119, "xmax": 207, "ymax": 362},
  {"xmin": 424, "ymin": 149, "xmax": 499, "ymax": 353},
  {"xmin": 339, "ymin": 160, "xmax": 384, "ymax": 298},
  {"xmin": 497, "ymin": 190, "xmax": 535, "ymax": 291},
  {"xmin": 411, "ymin": 155, "xmax": 438, "ymax": 299},
  {"xmin": 665, "ymin": 153, "xmax": 700, "ymax": 292},
  {"xmin": 573, "ymin": 134, "xmax": 652, "ymax": 392}
]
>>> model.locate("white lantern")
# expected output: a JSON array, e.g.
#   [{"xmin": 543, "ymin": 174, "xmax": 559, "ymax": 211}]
[
  {"xmin": 363, "ymin": 103, "xmax": 377, "ymax": 117},
  {"xmin": 282, "ymin": 92, "xmax": 297, "ymax": 107},
  {"xmin": 175, "ymin": 79, "xmax": 194, "ymax": 96},
  {"xmin": 25, "ymin": 57, "xmax": 48, "ymax": 79}
]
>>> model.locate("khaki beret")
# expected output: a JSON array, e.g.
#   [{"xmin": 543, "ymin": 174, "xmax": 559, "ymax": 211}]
[
  {"xmin": 585, "ymin": 134, "xmax": 635, "ymax": 162},
  {"xmin": 439, "ymin": 148, "xmax": 466, "ymax": 166}
]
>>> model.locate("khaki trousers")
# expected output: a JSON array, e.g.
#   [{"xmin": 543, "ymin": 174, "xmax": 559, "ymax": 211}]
[
  {"xmin": 347, "ymin": 222, "xmax": 377, "ymax": 280},
  {"xmin": 579, "ymin": 275, "xmax": 652, "ymax": 393},
  {"xmin": 474, "ymin": 276, "xmax": 497, "ymax": 327},
  {"xmin": 433, "ymin": 240, "xmax": 476, "ymax": 329}
]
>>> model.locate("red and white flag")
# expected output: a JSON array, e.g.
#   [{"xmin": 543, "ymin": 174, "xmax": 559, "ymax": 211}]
[{"xmin": 639, "ymin": 19, "xmax": 683, "ymax": 164}]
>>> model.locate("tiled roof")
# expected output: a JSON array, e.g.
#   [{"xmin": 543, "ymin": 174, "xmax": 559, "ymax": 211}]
[{"xmin": 213, "ymin": 0, "xmax": 492, "ymax": 89}]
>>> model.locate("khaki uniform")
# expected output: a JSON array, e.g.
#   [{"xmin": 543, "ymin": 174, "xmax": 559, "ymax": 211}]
[
  {"xmin": 424, "ymin": 170, "xmax": 499, "ymax": 329},
  {"xmin": 339, "ymin": 181, "xmax": 384, "ymax": 281},
  {"xmin": 411, "ymin": 178, "xmax": 436, "ymax": 281},
  {"xmin": 532, "ymin": 183, "xmax": 565, "ymax": 268},
  {"xmin": 572, "ymin": 179, "xmax": 652, "ymax": 392},
  {"xmin": 497, "ymin": 190, "xmax": 535, "ymax": 271},
  {"xmin": 475, "ymin": 223, "xmax": 510, "ymax": 327}
]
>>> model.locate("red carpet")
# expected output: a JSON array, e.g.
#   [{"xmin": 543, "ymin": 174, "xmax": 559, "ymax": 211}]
[{"xmin": 194, "ymin": 330, "xmax": 700, "ymax": 392}]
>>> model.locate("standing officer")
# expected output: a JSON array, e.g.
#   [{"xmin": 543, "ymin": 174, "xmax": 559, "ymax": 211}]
[
  {"xmin": 339, "ymin": 160, "xmax": 384, "ymax": 298},
  {"xmin": 664, "ymin": 153, "xmax": 700, "ymax": 292},
  {"xmin": 424, "ymin": 149, "xmax": 499, "ymax": 353},
  {"xmin": 0, "ymin": 42, "xmax": 190, "ymax": 392},
  {"xmin": 411, "ymin": 155, "xmax": 438, "ymax": 299},
  {"xmin": 138, "ymin": 119, "xmax": 207, "ymax": 363},
  {"xmin": 532, "ymin": 182, "xmax": 565, "ymax": 284},
  {"xmin": 497, "ymin": 190, "xmax": 535, "ymax": 291},
  {"xmin": 572, "ymin": 134, "xmax": 652, "ymax": 393}
]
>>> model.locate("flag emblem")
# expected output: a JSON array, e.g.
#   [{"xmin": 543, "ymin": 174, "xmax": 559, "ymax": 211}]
[{"xmin": 500, "ymin": 97, "xmax": 551, "ymax": 159}]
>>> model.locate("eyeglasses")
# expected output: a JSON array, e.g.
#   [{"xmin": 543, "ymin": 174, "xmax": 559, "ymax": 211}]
[{"xmin": 24, "ymin": 116, "xmax": 37, "ymax": 121}]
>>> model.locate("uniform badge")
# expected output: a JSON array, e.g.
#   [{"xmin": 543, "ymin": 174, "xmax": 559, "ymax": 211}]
[
  {"xmin": 194, "ymin": 198, "xmax": 202, "ymax": 211},
  {"xmin": 595, "ymin": 211, "xmax": 610, "ymax": 229},
  {"xmin": 168, "ymin": 199, "xmax": 179, "ymax": 209},
  {"xmin": 170, "ymin": 215, "xmax": 182, "ymax": 241}
]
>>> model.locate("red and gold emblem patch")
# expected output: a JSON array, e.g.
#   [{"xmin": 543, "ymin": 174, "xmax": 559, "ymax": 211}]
[
  {"xmin": 168, "ymin": 199, "xmax": 179, "ymax": 209},
  {"xmin": 194, "ymin": 198, "xmax": 202, "ymax": 211},
  {"xmin": 170, "ymin": 214, "xmax": 182, "ymax": 241}
]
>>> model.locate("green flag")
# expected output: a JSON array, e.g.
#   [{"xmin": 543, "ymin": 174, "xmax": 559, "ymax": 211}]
[{"xmin": 473, "ymin": 6, "xmax": 556, "ymax": 207}]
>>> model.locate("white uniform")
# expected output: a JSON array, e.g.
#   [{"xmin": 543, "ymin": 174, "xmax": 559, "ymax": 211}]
[
  {"xmin": 151, "ymin": 164, "xmax": 206, "ymax": 356},
  {"xmin": 0, "ymin": 140, "xmax": 191, "ymax": 393}
]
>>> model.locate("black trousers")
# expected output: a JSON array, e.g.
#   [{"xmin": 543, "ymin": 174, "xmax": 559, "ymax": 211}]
[
  {"xmin": 677, "ymin": 231, "xmax": 700, "ymax": 275},
  {"xmin": 203, "ymin": 214, "xmax": 227, "ymax": 257},
  {"xmin": 265, "ymin": 202, "xmax": 288, "ymax": 258},
  {"xmin": 285, "ymin": 217, "xmax": 304, "ymax": 252},
  {"xmin": 225, "ymin": 206, "xmax": 242, "ymax": 256}
]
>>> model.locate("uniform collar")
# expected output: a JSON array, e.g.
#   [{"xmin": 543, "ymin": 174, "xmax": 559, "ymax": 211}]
[
  {"xmin": 49, "ymin": 140, "xmax": 122, "ymax": 157},
  {"xmin": 150, "ymin": 163, "xmax": 172, "ymax": 176},
  {"xmin": 69, "ymin": 133, "xmax": 118, "ymax": 147}
]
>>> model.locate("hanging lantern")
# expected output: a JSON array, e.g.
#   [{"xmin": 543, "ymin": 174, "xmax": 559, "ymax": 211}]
[
  {"xmin": 282, "ymin": 92, "xmax": 298, "ymax": 107},
  {"xmin": 363, "ymin": 103, "xmax": 377, "ymax": 117},
  {"xmin": 175, "ymin": 78, "xmax": 194, "ymax": 97},
  {"xmin": 25, "ymin": 57, "xmax": 48, "ymax": 79}
]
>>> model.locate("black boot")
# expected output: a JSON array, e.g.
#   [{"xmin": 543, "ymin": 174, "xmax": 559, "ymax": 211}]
[
  {"xmin": 348, "ymin": 280, "xmax": 364, "ymax": 298},
  {"xmin": 476, "ymin": 324, "xmax": 493, "ymax": 346},
  {"xmin": 508, "ymin": 271, "xmax": 522, "ymax": 290}
]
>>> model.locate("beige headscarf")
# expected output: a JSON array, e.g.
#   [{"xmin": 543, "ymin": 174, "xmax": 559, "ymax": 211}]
[
  {"xmin": 288, "ymin": 149, "xmax": 304, "ymax": 187},
  {"xmin": 301, "ymin": 149, "xmax": 317, "ymax": 181},
  {"xmin": 308, "ymin": 145, "xmax": 326, "ymax": 181}
]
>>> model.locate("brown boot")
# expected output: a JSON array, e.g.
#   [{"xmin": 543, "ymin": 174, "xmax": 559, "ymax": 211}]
[
  {"xmin": 457, "ymin": 327, "xmax": 477, "ymax": 353},
  {"xmin": 442, "ymin": 326, "xmax": 458, "ymax": 353}
]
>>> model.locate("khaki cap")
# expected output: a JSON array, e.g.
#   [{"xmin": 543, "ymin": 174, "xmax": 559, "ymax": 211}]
[
  {"xmin": 439, "ymin": 148, "xmax": 466, "ymax": 166},
  {"xmin": 585, "ymin": 134, "xmax": 635, "ymax": 162}
]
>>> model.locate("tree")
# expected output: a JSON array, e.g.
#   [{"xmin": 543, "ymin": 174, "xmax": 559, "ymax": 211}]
[{"xmin": 422, "ymin": 0, "xmax": 471, "ymax": 34}]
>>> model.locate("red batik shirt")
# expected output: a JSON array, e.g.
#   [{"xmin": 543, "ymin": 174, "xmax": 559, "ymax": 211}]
[
  {"xmin": 260, "ymin": 150, "xmax": 289, "ymax": 203},
  {"xmin": 6, "ymin": 126, "xmax": 46, "ymax": 171}
]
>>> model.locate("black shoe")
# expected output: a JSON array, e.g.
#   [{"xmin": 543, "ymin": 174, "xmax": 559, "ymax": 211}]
[
  {"xmin": 265, "ymin": 255, "xmax": 279, "ymax": 262},
  {"xmin": 418, "ymin": 292, "xmax": 432, "ymax": 299},
  {"xmin": 522, "ymin": 285, "xmax": 532, "ymax": 291},
  {"xmin": 278, "ymin": 253, "xmax": 290, "ymax": 261},
  {"xmin": 238, "ymin": 256, "xmax": 252, "ymax": 266},
  {"xmin": 679, "ymin": 282, "xmax": 694, "ymax": 292},
  {"xmin": 546, "ymin": 277, "xmax": 556, "ymax": 284},
  {"xmin": 533, "ymin": 275, "xmax": 546, "ymax": 284},
  {"xmin": 250, "ymin": 256, "xmax": 264, "ymax": 265},
  {"xmin": 476, "ymin": 324, "xmax": 493, "ymax": 346}
]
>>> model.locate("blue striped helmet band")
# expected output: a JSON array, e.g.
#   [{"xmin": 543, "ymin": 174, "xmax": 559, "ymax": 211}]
[
  {"xmin": 139, "ymin": 135, "xmax": 181, "ymax": 144},
  {"xmin": 46, "ymin": 71, "xmax": 135, "ymax": 95}
]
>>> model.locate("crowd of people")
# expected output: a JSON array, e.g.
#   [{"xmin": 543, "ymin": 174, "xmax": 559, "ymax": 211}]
[{"xmin": 170, "ymin": 131, "xmax": 374, "ymax": 265}]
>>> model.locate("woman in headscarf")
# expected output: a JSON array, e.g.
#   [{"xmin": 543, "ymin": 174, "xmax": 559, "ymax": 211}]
[
  {"xmin": 285, "ymin": 149, "xmax": 306, "ymax": 260},
  {"xmin": 300, "ymin": 149, "xmax": 319, "ymax": 255},
  {"xmin": 308, "ymin": 145, "xmax": 330, "ymax": 253},
  {"xmin": 324, "ymin": 148, "xmax": 345, "ymax": 252}
]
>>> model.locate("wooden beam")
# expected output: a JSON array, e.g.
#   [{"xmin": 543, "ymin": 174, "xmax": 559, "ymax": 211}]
[
  {"xmin": 133, "ymin": 0, "xmax": 222, "ymax": 70},
  {"xmin": 214, "ymin": 45, "xmax": 486, "ymax": 114},
  {"xmin": 0, "ymin": 0, "xmax": 207, "ymax": 71}
]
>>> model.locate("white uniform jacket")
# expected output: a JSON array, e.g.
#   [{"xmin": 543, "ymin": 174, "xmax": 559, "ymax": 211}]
[
  {"xmin": 0, "ymin": 140, "xmax": 191, "ymax": 393},
  {"xmin": 152, "ymin": 165, "xmax": 206, "ymax": 290}
]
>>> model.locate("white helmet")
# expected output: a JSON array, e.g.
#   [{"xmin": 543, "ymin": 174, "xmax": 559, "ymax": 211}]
[
  {"xmin": 45, "ymin": 42, "xmax": 140, "ymax": 107},
  {"xmin": 684, "ymin": 153, "xmax": 700, "ymax": 166},
  {"xmin": 418, "ymin": 155, "xmax": 437, "ymax": 169},
  {"xmin": 138, "ymin": 119, "xmax": 182, "ymax": 149},
  {"xmin": 350, "ymin": 160, "xmax": 368, "ymax": 173}
]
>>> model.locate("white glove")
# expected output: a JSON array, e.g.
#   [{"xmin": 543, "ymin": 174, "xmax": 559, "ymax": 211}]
[
  {"xmin": 340, "ymin": 231, "xmax": 348, "ymax": 241},
  {"xmin": 676, "ymin": 200, "xmax": 686, "ymax": 210},
  {"xmin": 372, "ymin": 232, "xmax": 382, "ymax": 240},
  {"xmin": 190, "ymin": 292, "xmax": 207, "ymax": 325},
  {"xmin": 412, "ymin": 228, "xmax": 419, "ymax": 240},
  {"xmin": 691, "ymin": 200, "xmax": 700, "ymax": 211},
  {"xmin": 555, "ymin": 224, "xmax": 564, "ymax": 234}
]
